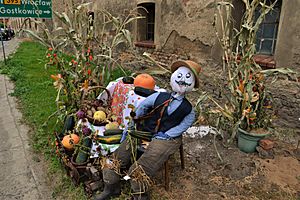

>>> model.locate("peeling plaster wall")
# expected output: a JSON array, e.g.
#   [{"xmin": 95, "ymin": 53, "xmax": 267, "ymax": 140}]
[
  {"xmin": 157, "ymin": 0, "xmax": 216, "ymax": 62},
  {"xmin": 67, "ymin": 0, "xmax": 217, "ymax": 63},
  {"xmin": 51, "ymin": 0, "xmax": 216, "ymax": 63},
  {"xmin": 268, "ymin": 1, "xmax": 300, "ymax": 129}
]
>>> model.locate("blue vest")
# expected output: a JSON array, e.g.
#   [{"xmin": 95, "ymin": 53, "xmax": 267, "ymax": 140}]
[{"xmin": 136, "ymin": 92, "xmax": 192, "ymax": 135}]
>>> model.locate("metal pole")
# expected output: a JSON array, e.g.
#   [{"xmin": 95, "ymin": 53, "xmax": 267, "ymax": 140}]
[{"xmin": 0, "ymin": 34, "xmax": 6, "ymax": 65}]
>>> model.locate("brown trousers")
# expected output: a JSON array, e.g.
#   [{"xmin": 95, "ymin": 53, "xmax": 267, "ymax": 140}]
[{"xmin": 110, "ymin": 137, "xmax": 182, "ymax": 193}]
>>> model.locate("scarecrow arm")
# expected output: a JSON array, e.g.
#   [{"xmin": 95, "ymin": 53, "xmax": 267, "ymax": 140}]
[{"xmin": 135, "ymin": 92, "xmax": 159, "ymax": 117}]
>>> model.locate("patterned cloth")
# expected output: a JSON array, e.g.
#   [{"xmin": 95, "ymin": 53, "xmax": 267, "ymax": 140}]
[
  {"xmin": 86, "ymin": 78, "xmax": 163, "ymax": 157},
  {"xmin": 97, "ymin": 77, "xmax": 154, "ymax": 127},
  {"xmin": 78, "ymin": 77, "xmax": 165, "ymax": 158}
]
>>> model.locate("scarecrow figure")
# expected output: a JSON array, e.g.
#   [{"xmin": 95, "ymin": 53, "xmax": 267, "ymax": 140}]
[{"xmin": 95, "ymin": 60, "xmax": 201, "ymax": 200}]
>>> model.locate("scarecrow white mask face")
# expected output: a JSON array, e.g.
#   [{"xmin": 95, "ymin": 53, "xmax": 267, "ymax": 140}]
[{"xmin": 170, "ymin": 66, "xmax": 195, "ymax": 95}]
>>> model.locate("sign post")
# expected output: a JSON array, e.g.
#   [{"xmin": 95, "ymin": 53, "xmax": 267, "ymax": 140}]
[
  {"xmin": 0, "ymin": 0, "xmax": 52, "ymax": 18},
  {"xmin": 0, "ymin": 33, "xmax": 6, "ymax": 65}
]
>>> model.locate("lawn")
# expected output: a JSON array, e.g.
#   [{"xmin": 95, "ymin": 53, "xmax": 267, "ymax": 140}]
[{"xmin": 0, "ymin": 41, "xmax": 87, "ymax": 200}]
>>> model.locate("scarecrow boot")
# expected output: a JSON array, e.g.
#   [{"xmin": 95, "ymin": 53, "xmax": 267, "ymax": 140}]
[
  {"xmin": 94, "ymin": 169, "xmax": 121, "ymax": 200},
  {"xmin": 132, "ymin": 192, "xmax": 150, "ymax": 200},
  {"xmin": 131, "ymin": 179, "xmax": 150, "ymax": 200}
]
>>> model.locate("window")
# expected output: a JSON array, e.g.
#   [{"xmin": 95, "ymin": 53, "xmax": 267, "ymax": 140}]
[
  {"xmin": 135, "ymin": 2, "xmax": 156, "ymax": 48},
  {"xmin": 255, "ymin": 0, "xmax": 281, "ymax": 55},
  {"xmin": 145, "ymin": 4, "xmax": 155, "ymax": 41}
]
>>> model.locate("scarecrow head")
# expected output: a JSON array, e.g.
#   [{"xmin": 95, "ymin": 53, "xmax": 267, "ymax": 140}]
[{"xmin": 170, "ymin": 60, "xmax": 201, "ymax": 95}]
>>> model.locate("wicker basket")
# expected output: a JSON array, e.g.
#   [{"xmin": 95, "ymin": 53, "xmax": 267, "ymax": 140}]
[{"xmin": 80, "ymin": 86, "xmax": 112, "ymax": 126}]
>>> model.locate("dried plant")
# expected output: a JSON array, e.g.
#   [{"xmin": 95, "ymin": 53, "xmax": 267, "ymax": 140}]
[
  {"xmin": 129, "ymin": 163, "xmax": 153, "ymax": 195},
  {"xmin": 100, "ymin": 156, "xmax": 121, "ymax": 175},
  {"xmin": 198, "ymin": 0, "xmax": 295, "ymax": 143},
  {"xmin": 21, "ymin": 2, "xmax": 144, "ymax": 123}
]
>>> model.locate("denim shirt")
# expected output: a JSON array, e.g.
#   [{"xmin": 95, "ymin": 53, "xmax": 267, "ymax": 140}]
[{"xmin": 135, "ymin": 92, "xmax": 195, "ymax": 138}]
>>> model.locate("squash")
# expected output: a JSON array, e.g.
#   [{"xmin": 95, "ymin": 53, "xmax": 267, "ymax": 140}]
[
  {"xmin": 75, "ymin": 137, "xmax": 92, "ymax": 164},
  {"xmin": 62, "ymin": 134, "xmax": 80, "ymax": 150},
  {"xmin": 128, "ymin": 130, "xmax": 152, "ymax": 141},
  {"xmin": 103, "ymin": 129, "xmax": 123, "ymax": 136},
  {"xmin": 105, "ymin": 122, "xmax": 119, "ymax": 130},
  {"xmin": 59, "ymin": 115, "xmax": 75, "ymax": 137},
  {"xmin": 134, "ymin": 74, "xmax": 155, "ymax": 90},
  {"xmin": 94, "ymin": 135, "xmax": 122, "ymax": 144}
]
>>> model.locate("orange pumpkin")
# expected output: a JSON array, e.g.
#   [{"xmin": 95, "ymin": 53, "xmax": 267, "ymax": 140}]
[
  {"xmin": 62, "ymin": 134, "xmax": 80, "ymax": 150},
  {"xmin": 133, "ymin": 74, "xmax": 155, "ymax": 90}
]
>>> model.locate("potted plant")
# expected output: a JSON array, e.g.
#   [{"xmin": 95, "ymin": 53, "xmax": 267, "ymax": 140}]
[{"xmin": 197, "ymin": 0, "xmax": 294, "ymax": 153}]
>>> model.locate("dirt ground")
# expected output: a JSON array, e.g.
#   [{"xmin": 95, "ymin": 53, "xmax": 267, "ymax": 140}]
[{"xmin": 148, "ymin": 132, "xmax": 300, "ymax": 200}]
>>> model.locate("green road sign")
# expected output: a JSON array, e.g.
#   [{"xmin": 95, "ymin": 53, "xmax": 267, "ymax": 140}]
[{"xmin": 0, "ymin": 0, "xmax": 52, "ymax": 18}]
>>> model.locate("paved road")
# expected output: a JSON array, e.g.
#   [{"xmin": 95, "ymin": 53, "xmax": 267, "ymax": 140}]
[
  {"xmin": 0, "ymin": 38, "xmax": 20, "ymax": 60},
  {"xmin": 0, "ymin": 39, "xmax": 52, "ymax": 200}
]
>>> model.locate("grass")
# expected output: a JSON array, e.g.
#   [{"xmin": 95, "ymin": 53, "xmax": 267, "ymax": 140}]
[
  {"xmin": 0, "ymin": 41, "xmax": 87, "ymax": 200},
  {"xmin": 0, "ymin": 41, "xmax": 58, "ymax": 152},
  {"xmin": 0, "ymin": 40, "xmax": 132, "ymax": 200}
]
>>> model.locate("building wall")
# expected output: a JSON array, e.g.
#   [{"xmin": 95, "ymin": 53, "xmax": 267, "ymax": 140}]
[
  {"xmin": 275, "ymin": 0, "xmax": 300, "ymax": 71},
  {"xmin": 69, "ymin": 0, "xmax": 216, "ymax": 64},
  {"xmin": 266, "ymin": 0, "xmax": 300, "ymax": 130},
  {"xmin": 155, "ymin": 0, "xmax": 215, "ymax": 62},
  {"xmin": 9, "ymin": 0, "xmax": 300, "ymax": 73}
]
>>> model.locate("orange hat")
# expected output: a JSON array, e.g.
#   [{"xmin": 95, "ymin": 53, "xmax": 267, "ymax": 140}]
[
  {"xmin": 170, "ymin": 60, "xmax": 201, "ymax": 88},
  {"xmin": 134, "ymin": 73, "xmax": 156, "ymax": 90}
]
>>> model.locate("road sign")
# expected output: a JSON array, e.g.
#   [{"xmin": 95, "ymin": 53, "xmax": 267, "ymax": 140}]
[{"xmin": 0, "ymin": 0, "xmax": 52, "ymax": 18}]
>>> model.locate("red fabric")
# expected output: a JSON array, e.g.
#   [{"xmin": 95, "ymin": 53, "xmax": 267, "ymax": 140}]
[{"xmin": 111, "ymin": 81, "xmax": 133, "ymax": 125}]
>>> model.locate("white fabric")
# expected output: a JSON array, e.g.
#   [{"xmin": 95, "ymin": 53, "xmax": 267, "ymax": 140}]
[{"xmin": 170, "ymin": 67, "xmax": 195, "ymax": 95}]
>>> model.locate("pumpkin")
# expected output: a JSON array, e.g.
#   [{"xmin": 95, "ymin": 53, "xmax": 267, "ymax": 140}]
[
  {"xmin": 133, "ymin": 74, "xmax": 155, "ymax": 90},
  {"xmin": 62, "ymin": 134, "xmax": 80, "ymax": 150},
  {"xmin": 93, "ymin": 111, "xmax": 107, "ymax": 121}
]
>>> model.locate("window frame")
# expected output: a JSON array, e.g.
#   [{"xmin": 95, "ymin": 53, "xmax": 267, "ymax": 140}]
[
  {"xmin": 135, "ymin": 2, "xmax": 156, "ymax": 49},
  {"xmin": 255, "ymin": 0, "xmax": 281, "ymax": 56}
]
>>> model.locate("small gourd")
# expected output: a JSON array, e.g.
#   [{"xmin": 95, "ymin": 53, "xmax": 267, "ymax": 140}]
[
  {"xmin": 93, "ymin": 111, "xmax": 106, "ymax": 121},
  {"xmin": 62, "ymin": 134, "xmax": 80, "ymax": 150},
  {"xmin": 105, "ymin": 121, "xmax": 119, "ymax": 130}
]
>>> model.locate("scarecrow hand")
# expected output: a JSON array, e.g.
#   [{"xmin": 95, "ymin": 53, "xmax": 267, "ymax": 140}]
[
  {"xmin": 154, "ymin": 132, "xmax": 171, "ymax": 140},
  {"xmin": 130, "ymin": 111, "xmax": 136, "ymax": 118}
]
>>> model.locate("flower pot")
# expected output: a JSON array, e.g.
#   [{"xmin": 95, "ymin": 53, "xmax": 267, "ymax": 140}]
[{"xmin": 237, "ymin": 128, "xmax": 269, "ymax": 153}]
